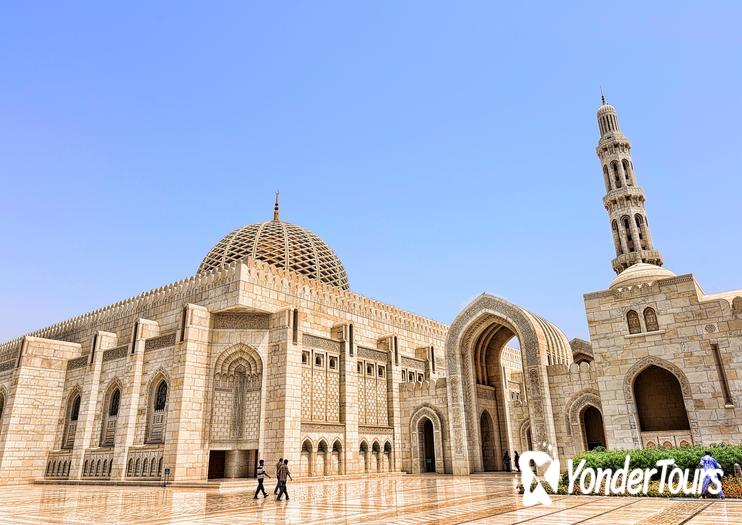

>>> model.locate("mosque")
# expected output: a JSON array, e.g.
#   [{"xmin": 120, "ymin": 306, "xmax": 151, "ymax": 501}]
[{"xmin": 0, "ymin": 99, "xmax": 739, "ymax": 483}]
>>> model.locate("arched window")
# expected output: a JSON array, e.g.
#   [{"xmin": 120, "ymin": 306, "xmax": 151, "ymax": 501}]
[
  {"xmin": 644, "ymin": 307, "xmax": 659, "ymax": 332},
  {"xmin": 109, "ymin": 389, "xmax": 120, "ymax": 416},
  {"xmin": 62, "ymin": 393, "xmax": 81, "ymax": 449},
  {"xmin": 603, "ymin": 165, "xmax": 611, "ymax": 192},
  {"xmin": 611, "ymin": 220, "xmax": 622, "ymax": 255},
  {"xmin": 71, "ymin": 396, "xmax": 81, "ymax": 421},
  {"xmin": 622, "ymin": 216, "xmax": 635, "ymax": 252},
  {"xmin": 154, "ymin": 381, "xmax": 168, "ymax": 411},
  {"xmin": 635, "ymin": 214, "xmax": 648, "ymax": 250},
  {"xmin": 611, "ymin": 161, "xmax": 622, "ymax": 189},
  {"xmin": 626, "ymin": 310, "xmax": 641, "ymax": 334},
  {"xmin": 146, "ymin": 378, "xmax": 168, "ymax": 444},
  {"xmin": 101, "ymin": 386, "xmax": 121, "ymax": 447},
  {"xmin": 622, "ymin": 159, "xmax": 633, "ymax": 185}
]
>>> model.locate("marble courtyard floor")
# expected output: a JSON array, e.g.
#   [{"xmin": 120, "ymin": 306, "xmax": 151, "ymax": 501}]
[{"xmin": 0, "ymin": 474, "xmax": 739, "ymax": 524}]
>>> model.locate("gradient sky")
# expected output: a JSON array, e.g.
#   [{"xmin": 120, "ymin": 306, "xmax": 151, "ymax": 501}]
[{"xmin": 1, "ymin": 2, "xmax": 740, "ymax": 343}]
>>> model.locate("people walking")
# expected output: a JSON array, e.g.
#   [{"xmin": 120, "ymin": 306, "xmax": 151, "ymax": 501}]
[
  {"xmin": 503, "ymin": 451, "xmax": 511, "ymax": 472},
  {"xmin": 513, "ymin": 451, "xmax": 520, "ymax": 472},
  {"xmin": 253, "ymin": 459, "xmax": 270, "ymax": 499},
  {"xmin": 273, "ymin": 457, "xmax": 283, "ymax": 495},
  {"xmin": 700, "ymin": 451, "xmax": 726, "ymax": 499},
  {"xmin": 275, "ymin": 459, "xmax": 293, "ymax": 501}
]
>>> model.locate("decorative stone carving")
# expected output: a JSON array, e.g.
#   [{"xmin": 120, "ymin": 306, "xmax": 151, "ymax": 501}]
[
  {"xmin": 66, "ymin": 356, "xmax": 88, "ymax": 370},
  {"xmin": 357, "ymin": 346, "xmax": 387, "ymax": 362},
  {"xmin": 102, "ymin": 345, "xmax": 128, "ymax": 362},
  {"xmin": 401, "ymin": 356, "xmax": 425, "ymax": 371},
  {"xmin": 302, "ymin": 333, "xmax": 343, "ymax": 353},
  {"xmin": 212, "ymin": 312, "xmax": 270, "ymax": 330},
  {"xmin": 144, "ymin": 332, "xmax": 176, "ymax": 352}
]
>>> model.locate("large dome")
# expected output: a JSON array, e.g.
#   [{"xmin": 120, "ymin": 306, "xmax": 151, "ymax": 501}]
[{"xmin": 198, "ymin": 206, "xmax": 349, "ymax": 290}]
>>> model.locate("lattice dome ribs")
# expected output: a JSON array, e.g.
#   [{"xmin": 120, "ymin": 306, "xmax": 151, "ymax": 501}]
[{"xmin": 198, "ymin": 219, "xmax": 350, "ymax": 290}]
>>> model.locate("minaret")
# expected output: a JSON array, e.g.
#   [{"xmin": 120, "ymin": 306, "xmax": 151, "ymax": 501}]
[{"xmin": 596, "ymin": 95, "xmax": 663, "ymax": 274}]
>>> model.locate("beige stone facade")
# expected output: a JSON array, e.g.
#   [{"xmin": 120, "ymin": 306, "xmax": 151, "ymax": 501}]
[{"xmin": 0, "ymin": 99, "xmax": 739, "ymax": 483}]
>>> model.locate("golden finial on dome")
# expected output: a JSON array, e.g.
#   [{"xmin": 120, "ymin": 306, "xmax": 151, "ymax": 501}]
[{"xmin": 273, "ymin": 191, "xmax": 280, "ymax": 221}]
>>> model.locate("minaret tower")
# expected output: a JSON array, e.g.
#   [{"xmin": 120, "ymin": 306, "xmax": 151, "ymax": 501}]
[{"xmin": 596, "ymin": 95, "xmax": 663, "ymax": 274}]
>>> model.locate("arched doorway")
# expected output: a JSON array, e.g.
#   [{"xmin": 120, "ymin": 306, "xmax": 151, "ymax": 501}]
[
  {"xmin": 410, "ymin": 406, "xmax": 445, "ymax": 474},
  {"xmin": 359, "ymin": 441, "xmax": 369, "ymax": 473},
  {"xmin": 331, "ymin": 440, "xmax": 343, "ymax": 475},
  {"xmin": 300, "ymin": 439, "xmax": 313, "ymax": 477},
  {"xmin": 480, "ymin": 411, "xmax": 497, "ymax": 471},
  {"xmin": 422, "ymin": 418, "xmax": 436, "ymax": 473},
  {"xmin": 581, "ymin": 406, "xmax": 606, "ymax": 450},
  {"xmin": 634, "ymin": 365, "xmax": 690, "ymax": 432},
  {"xmin": 383, "ymin": 441, "xmax": 393, "ymax": 472},
  {"xmin": 317, "ymin": 440, "xmax": 328, "ymax": 476},
  {"xmin": 445, "ymin": 294, "xmax": 567, "ymax": 474}
]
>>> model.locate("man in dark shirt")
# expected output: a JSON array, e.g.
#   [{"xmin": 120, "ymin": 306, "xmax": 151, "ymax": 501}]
[
  {"xmin": 273, "ymin": 457, "xmax": 283, "ymax": 495},
  {"xmin": 275, "ymin": 459, "xmax": 293, "ymax": 501}
]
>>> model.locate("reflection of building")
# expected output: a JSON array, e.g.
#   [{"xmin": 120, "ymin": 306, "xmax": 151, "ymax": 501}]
[{"xmin": 0, "ymin": 99, "xmax": 740, "ymax": 483}]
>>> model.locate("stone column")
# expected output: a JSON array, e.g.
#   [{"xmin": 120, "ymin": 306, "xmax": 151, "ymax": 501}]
[
  {"xmin": 69, "ymin": 331, "xmax": 116, "ymax": 479},
  {"xmin": 387, "ymin": 336, "xmax": 403, "ymax": 472},
  {"xmin": 163, "ymin": 304, "xmax": 211, "ymax": 482},
  {"xmin": 339, "ymin": 324, "xmax": 359, "ymax": 473},
  {"xmin": 110, "ymin": 319, "xmax": 157, "ymax": 480},
  {"xmin": 261, "ymin": 309, "xmax": 301, "ymax": 475}
]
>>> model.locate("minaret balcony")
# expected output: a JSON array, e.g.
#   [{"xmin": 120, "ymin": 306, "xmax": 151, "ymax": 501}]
[
  {"xmin": 611, "ymin": 250, "xmax": 664, "ymax": 274},
  {"xmin": 603, "ymin": 186, "xmax": 645, "ymax": 208}
]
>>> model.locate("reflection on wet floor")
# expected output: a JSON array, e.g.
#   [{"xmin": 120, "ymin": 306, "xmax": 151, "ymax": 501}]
[{"xmin": 0, "ymin": 473, "xmax": 738, "ymax": 524}]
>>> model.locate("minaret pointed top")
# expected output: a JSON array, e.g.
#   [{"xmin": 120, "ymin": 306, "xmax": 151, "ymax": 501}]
[
  {"xmin": 273, "ymin": 191, "xmax": 280, "ymax": 221},
  {"xmin": 600, "ymin": 86, "xmax": 606, "ymax": 105}
]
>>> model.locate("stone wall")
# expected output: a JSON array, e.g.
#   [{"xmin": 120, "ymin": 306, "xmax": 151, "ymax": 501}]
[{"xmin": 584, "ymin": 273, "xmax": 742, "ymax": 450}]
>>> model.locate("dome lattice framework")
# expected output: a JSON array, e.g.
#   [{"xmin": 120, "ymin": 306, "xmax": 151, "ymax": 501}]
[{"xmin": 198, "ymin": 201, "xmax": 349, "ymax": 290}]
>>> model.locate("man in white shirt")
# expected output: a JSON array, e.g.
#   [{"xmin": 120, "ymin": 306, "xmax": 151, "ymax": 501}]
[{"xmin": 253, "ymin": 459, "xmax": 270, "ymax": 499}]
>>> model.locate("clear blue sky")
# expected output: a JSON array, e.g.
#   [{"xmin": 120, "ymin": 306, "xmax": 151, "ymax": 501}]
[{"xmin": 1, "ymin": 2, "xmax": 740, "ymax": 343}]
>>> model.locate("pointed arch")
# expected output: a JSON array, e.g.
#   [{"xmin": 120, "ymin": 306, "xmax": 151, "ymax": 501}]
[
  {"xmin": 623, "ymin": 356, "xmax": 699, "ymax": 448},
  {"xmin": 211, "ymin": 343, "xmax": 263, "ymax": 443},
  {"xmin": 626, "ymin": 310, "xmax": 641, "ymax": 334},
  {"xmin": 100, "ymin": 379, "xmax": 123, "ymax": 447},
  {"xmin": 144, "ymin": 368, "xmax": 170, "ymax": 444},
  {"xmin": 0, "ymin": 385, "xmax": 6, "ymax": 430},
  {"xmin": 300, "ymin": 437, "xmax": 314, "ymax": 477},
  {"xmin": 446, "ymin": 293, "xmax": 566, "ymax": 474},
  {"xmin": 409, "ymin": 405, "xmax": 445, "ymax": 474},
  {"xmin": 564, "ymin": 389, "xmax": 605, "ymax": 452},
  {"xmin": 359, "ymin": 439, "xmax": 370, "ymax": 473},
  {"xmin": 611, "ymin": 160, "xmax": 622, "ymax": 188},
  {"xmin": 643, "ymin": 307, "xmax": 659, "ymax": 332},
  {"xmin": 61, "ymin": 386, "xmax": 82, "ymax": 449},
  {"xmin": 622, "ymin": 158, "xmax": 633, "ymax": 185}
]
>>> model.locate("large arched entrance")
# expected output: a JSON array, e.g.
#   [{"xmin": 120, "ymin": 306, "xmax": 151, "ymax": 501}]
[
  {"xmin": 634, "ymin": 365, "xmax": 690, "ymax": 433},
  {"xmin": 480, "ymin": 411, "xmax": 497, "ymax": 471},
  {"xmin": 581, "ymin": 406, "xmax": 606, "ymax": 450},
  {"xmin": 446, "ymin": 294, "xmax": 568, "ymax": 474}
]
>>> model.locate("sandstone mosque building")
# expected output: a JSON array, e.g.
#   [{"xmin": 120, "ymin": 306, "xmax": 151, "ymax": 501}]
[{"xmin": 0, "ymin": 100, "xmax": 739, "ymax": 484}]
